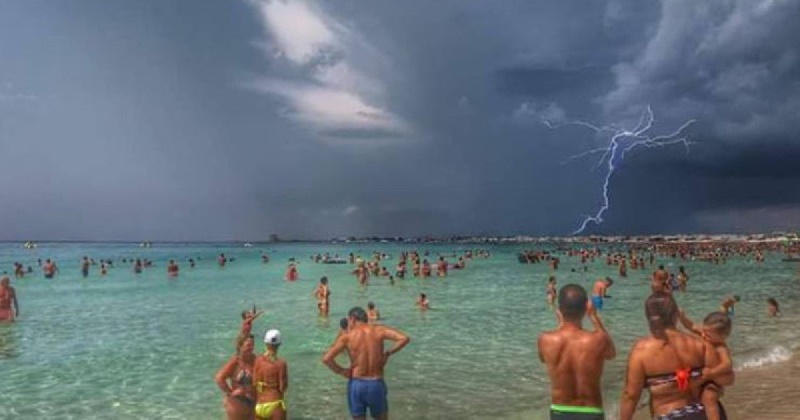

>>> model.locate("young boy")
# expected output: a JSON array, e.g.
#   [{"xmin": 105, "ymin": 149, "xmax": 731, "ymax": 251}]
[{"xmin": 678, "ymin": 309, "xmax": 734, "ymax": 420}]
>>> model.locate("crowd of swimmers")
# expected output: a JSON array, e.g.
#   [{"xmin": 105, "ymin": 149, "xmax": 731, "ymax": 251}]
[{"xmin": 2, "ymin": 242, "xmax": 793, "ymax": 420}]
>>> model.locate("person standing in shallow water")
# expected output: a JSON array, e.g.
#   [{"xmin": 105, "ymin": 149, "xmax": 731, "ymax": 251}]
[
  {"xmin": 215, "ymin": 335, "xmax": 257, "ymax": 420},
  {"xmin": 0, "ymin": 276, "xmax": 20, "ymax": 322},
  {"xmin": 253, "ymin": 330, "xmax": 288, "ymax": 420},
  {"xmin": 538, "ymin": 284, "xmax": 616, "ymax": 420},
  {"xmin": 323, "ymin": 306, "xmax": 410, "ymax": 420}
]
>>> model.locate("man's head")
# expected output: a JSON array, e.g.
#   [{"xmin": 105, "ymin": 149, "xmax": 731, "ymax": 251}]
[
  {"xmin": 1, "ymin": 276, "xmax": 9, "ymax": 287},
  {"xmin": 368, "ymin": 302, "xmax": 375, "ymax": 310},
  {"xmin": 604, "ymin": 277, "xmax": 614, "ymax": 286},
  {"xmin": 348, "ymin": 306, "xmax": 368, "ymax": 325},
  {"xmin": 339, "ymin": 317, "xmax": 349, "ymax": 331},
  {"xmin": 320, "ymin": 276, "xmax": 328, "ymax": 285},
  {"xmin": 264, "ymin": 329, "xmax": 282, "ymax": 350},
  {"xmin": 558, "ymin": 284, "xmax": 588, "ymax": 322}
]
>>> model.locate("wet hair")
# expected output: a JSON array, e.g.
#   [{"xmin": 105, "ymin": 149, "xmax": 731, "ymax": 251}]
[
  {"xmin": 558, "ymin": 284, "xmax": 587, "ymax": 322},
  {"xmin": 348, "ymin": 306, "xmax": 368, "ymax": 323},
  {"xmin": 420, "ymin": 293, "xmax": 427, "ymax": 299},
  {"xmin": 368, "ymin": 302, "xmax": 375, "ymax": 309},
  {"xmin": 605, "ymin": 277, "xmax": 614, "ymax": 285},
  {"xmin": 320, "ymin": 276, "xmax": 328, "ymax": 284},
  {"xmin": 767, "ymin": 298, "xmax": 779, "ymax": 308},
  {"xmin": 339, "ymin": 317, "xmax": 349, "ymax": 330},
  {"xmin": 548, "ymin": 276, "xmax": 556, "ymax": 283},
  {"xmin": 703, "ymin": 312, "xmax": 732, "ymax": 337},
  {"xmin": 645, "ymin": 292, "xmax": 679, "ymax": 340}
]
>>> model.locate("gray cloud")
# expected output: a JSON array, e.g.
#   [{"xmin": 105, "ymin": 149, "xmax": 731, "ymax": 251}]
[{"xmin": 1, "ymin": 0, "xmax": 799, "ymax": 240}]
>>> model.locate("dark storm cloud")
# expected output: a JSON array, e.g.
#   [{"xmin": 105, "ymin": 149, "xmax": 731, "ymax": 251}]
[{"xmin": 1, "ymin": 0, "xmax": 799, "ymax": 240}]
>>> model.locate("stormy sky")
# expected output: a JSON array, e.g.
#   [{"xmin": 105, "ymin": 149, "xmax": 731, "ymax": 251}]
[{"xmin": 1, "ymin": 0, "xmax": 799, "ymax": 240}]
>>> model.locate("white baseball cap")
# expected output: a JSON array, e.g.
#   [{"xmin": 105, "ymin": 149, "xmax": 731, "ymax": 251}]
[{"xmin": 264, "ymin": 329, "xmax": 282, "ymax": 346}]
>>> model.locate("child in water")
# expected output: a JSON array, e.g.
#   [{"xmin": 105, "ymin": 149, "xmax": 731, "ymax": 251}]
[
  {"xmin": 678, "ymin": 309, "xmax": 734, "ymax": 420},
  {"xmin": 767, "ymin": 298, "xmax": 781, "ymax": 317}
]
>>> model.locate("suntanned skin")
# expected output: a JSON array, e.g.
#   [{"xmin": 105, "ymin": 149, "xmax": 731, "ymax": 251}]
[
  {"xmin": 215, "ymin": 337, "xmax": 256, "ymax": 420},
  {"xmin": 322, "ymin": 319, "xmax": 410, "ymax": 420},
  {"xmin": 253, "ymin": 346, "xmax": 288, "ymax": 420},
  {"xmin": 0, "ymin": 277, "xmax": 19, "ymax": 322},
  {"xmin": 620, "ymin": 328, "xmax": 719, "ymax": 420},
  {"xmin": 538, "ymin": 302, "xmax": 616, "ymax": 410}
]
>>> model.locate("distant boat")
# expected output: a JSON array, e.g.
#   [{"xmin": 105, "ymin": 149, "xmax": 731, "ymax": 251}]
[
  {"xmin": 243, "ymin": 243, "xmax": 252, "ymax": 248},
  {"xmin": 139, "ymin": 242, "xmax": 152, "ymax": 248},
  {"xmin": 22, "ymin": 241, "xmax": 37, "ymax": 249}
]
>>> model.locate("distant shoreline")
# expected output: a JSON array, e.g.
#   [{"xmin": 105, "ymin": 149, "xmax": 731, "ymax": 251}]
[{"xmin": 3, "ymin": 233, "xmax": 797, "ymax": 245}]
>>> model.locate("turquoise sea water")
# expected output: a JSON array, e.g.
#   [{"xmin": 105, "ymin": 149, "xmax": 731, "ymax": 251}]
[{"xmin": 1, "ymin": 242, "xmax": 799, "ymax": 420}]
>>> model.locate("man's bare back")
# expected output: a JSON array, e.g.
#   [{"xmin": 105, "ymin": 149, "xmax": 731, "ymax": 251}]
[{"xmin": 538, "ymin": 284, "xmax": 615, "ymax": 419}]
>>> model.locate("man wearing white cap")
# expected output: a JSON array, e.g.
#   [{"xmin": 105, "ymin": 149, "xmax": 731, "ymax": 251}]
[
  {"xmin": 322, "ymin": 307, "xmax": 410, "ymax": 420},
  {"xmin": 252, "ymin": 329, "xmax": 288, "ymax": 420}
]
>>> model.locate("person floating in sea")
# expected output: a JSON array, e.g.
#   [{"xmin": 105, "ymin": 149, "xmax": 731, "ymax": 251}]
[
  {"xmin": 767, "ymin": 298, "xmax": 780, "ymax": 317},
  {"xmin": 100, "ymin": 262, "xmax": 108, "ymax": 276},
  {"xmin": 133, "ymin": 258, "xmax": 143, "ymax": 274},
  {"xmin": 167, "ymin": 259, "xmax": 180, "ymax": 277},
  {"xmin": 367, "ymin": 302, "xmax": 380, "ymax": 323},
  {"xmin": 437, "ymin": 257, "xmax": 447, "ymax": 277},
  {"xmin": 312, "ymin": 277, "xmax": 330, "ymax": 316},
  {"xmin": 591, "ymin": 277, "xmax": 613, "ymax": 311},
  {"xmin": 42, "ymin": 259, "xmax": 58, "ymax": 279},
  {"xmin": 677, "ymin": 266, "xmax": 689, "ymax": 292},
  {"xmin": 678, "ymin": 309, "xmax": 735, "ymax": 420},
  {"xmin": 538, "ymin": 284, "xmax": 616, "ymax": 420},
  {"xmin": 322, "ymin": 307, "xmax": 410, "ymax": 420},
  {"xmin": 253, "ymin": 330, "xmax": 288, "ymax": 420},
  {"xmin": 215, "ymin": 334, "xmax": 256, "ymax": 420},
  {"xmin": 219, "ymin": 253, "xmax": 228, "ymax": 267},
  {"xmin": 0, "ymin": 276, "xmax": 20, "ymax": 323},
  {"xmin": 416, "ymin": 293, "xmax": 430, "ymax": 311}
]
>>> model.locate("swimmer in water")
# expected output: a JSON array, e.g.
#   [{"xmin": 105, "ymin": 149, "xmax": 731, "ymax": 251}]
[
  {"xmin": 167, "ymin": 259, "xmax": 179, "ymax": 277},
  {"xmin": 42, "ymin": 259, "xmax": 58, "ymax": 279},
  {"xmin": 767, "ymin": 298, "xmax": 780, "ymax": 317},
  {"xmin": 81, "ymin": 256, "xmax": 90, "ymax": 278},
  {"xmin": 367, "ymin": 302, "xmax": 380, "ymax": 323},
  {"xmin": 0, "ymin": 276, "xmax": 20, "ymax": 322},
  {"xmin": 312, "ymin": 277, "xmax": 330, "ymax": 316},
  {"xmin": 678, "ymin": 309, "xmax": 735, "ymax": 420},
  {"xmin": 720, "ymin": 295, "xmax": 740, "ymax": 317},
  {"xmin": 546, "ymin": 276, "xmax": 557, "ymax": 306},
  {"xmin": 218, "ymin": 253, "xmax": 227, "ymax": 267},
  {"xmin": 590, "ymin": 277, "xmax": 613, "ymax": 311},
  {"xmin": 416, "ymin": 293, "xmax": 430, "ymax": 310}
]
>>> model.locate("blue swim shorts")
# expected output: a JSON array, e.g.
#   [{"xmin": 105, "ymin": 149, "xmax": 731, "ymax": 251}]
[{"xmin": 348, "ymin": 378, "xmax": 388, "ymax": 418}]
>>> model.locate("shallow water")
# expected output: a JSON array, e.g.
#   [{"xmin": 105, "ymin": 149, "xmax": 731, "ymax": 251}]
[{"xmin": 1, "ymin": 242, "xmax": 798, "ymax": 419}]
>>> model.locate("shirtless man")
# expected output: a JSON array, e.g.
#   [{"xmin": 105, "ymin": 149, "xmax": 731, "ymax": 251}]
[
  {"xmin": 651, "ymin": 267, "xmax": 670, "ymax": 294},
  {"xmin": 367, "ymin": 302, "xmax": 380, "ymax": 323},
  {"xmin": 590, "ymin": 277, "xmax": 613, "ymax": 311},
  {"xmin": 312, "ymin": 277, "xmax": 330, "ymax": 316},
  {"xmin": 538, "ymin": 284, "xmax": 615, "ymax": 419},
  {"xmin": 0, "ymin": 276, "xmax": 20, "ymax": 322},
  {"xmin": 43, "ymin": 259, "xmax": 58, "ymax": 279},
  {"xmin": 322, "ymin": 307, "xmax": 410, "ymax": 420}
]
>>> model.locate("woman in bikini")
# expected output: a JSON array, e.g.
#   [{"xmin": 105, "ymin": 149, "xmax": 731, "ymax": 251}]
[
  {"xmin": 620, "ymin": 292, "xmax": 719, "ymax": 420},
  {"xmin": 215, "ymin": 335, "xmax": 257, "ymax": 420},
  {"xmin": 253, "ymin": 330, "xmax": 288, "ymax": 420}
]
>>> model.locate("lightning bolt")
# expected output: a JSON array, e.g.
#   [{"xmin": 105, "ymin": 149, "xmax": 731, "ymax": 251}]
[{"xmin": 544, "ymin": 106, "xmax": 696, "ymax": 235}]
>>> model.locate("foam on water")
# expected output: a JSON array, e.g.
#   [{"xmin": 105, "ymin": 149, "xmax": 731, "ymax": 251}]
[{"xmin": 737, "ymin": 345, "xmax": 793, "ymax": 370}]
